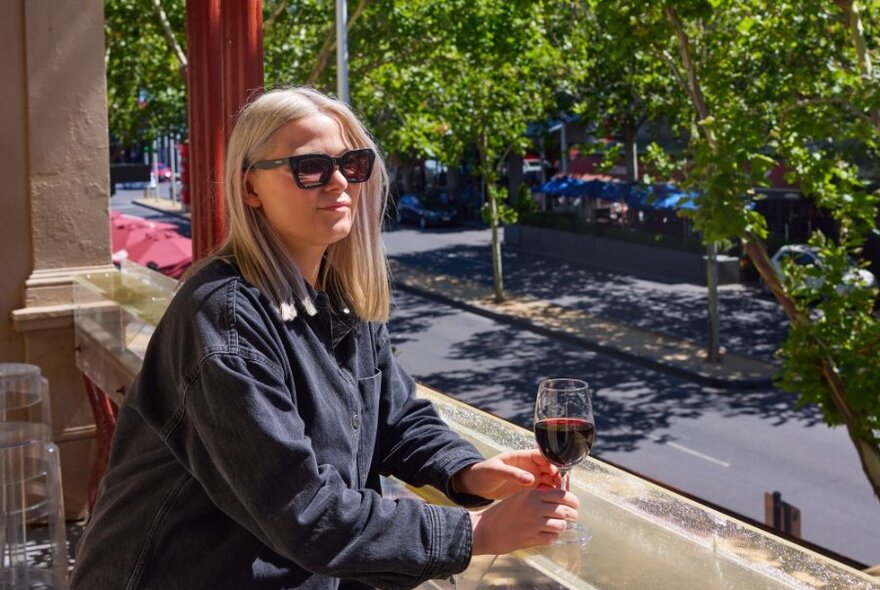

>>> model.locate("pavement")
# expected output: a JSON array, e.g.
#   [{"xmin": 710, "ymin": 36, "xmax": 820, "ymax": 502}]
[
  {"xmin": 134, "ymin": 196, "xmax": 777, "ymax": 390},
  {"xmin": 135, "ymin": 196, "xmax": 190, "ymax": 219}
]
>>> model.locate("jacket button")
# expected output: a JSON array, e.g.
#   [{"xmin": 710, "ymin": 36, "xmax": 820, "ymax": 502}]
[{"xmin": 352, "ymin": 414, "xmax": 360, "ymax": 430}]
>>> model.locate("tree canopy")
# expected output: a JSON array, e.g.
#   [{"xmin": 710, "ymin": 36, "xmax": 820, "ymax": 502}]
[
  {"xmin": 601, "ymin": 0, "xmax": 880, "ymax": 498},
  {"xmin": 104, "ymin": 0, "xmax": 880, "ymax": 500},
  {"xmin": 105, "ymin": 0, "xmax": 187, "ymax": 148}
]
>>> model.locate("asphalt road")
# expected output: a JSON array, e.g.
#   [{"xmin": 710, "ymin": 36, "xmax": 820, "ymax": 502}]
[
  {"xmin": 112, "ymin": 184, "xmax": 191, "ymax": 238},
  {"xmin": 384, "ymin": 224, "xmax": 880, "ymax": 568},
  {"xmin": 113, "ymin": 190, "xmax": 880, "ymax": 567}
]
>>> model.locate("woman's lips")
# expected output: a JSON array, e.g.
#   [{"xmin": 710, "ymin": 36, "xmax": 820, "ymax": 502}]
[{"xmin": 319, "ymin": 202, "xmax": 350, "ymax": 211}]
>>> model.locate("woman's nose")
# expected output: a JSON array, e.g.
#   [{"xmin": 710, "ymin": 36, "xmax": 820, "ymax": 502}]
[{"xmin": 325, "ymin": 166, "xmax": 348, "ymax": 191}]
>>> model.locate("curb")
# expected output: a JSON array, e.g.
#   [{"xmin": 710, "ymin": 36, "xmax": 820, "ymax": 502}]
[
  {"xmin": 393, "ymin": 279, "xmax": 775, "ymax": 390},
  {"xmin": 133, "ymin": 199, "xmax": 190, "ymax": 220}
]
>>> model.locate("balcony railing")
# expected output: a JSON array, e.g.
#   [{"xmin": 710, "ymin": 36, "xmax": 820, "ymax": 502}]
[{"xmin": 72, "ymin": 261, "xmax": 879, "ymax": 589}]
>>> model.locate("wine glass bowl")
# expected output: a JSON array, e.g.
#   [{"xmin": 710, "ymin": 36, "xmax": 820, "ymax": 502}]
[{"xmin": 534, "ymin": 378, "xmax": 594, "ymax": 544}]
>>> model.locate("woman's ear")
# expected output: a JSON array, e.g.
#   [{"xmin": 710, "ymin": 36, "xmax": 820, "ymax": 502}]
[{"xmin": 243, "ymin": 172, "xmax": 261, "ymax": 208}]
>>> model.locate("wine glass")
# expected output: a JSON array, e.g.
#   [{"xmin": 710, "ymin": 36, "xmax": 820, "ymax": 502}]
[{"xmin": 534, "ymin": 378, "xmax": 594, "ymax": 544}]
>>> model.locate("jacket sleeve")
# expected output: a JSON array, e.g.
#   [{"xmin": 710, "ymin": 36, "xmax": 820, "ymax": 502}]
[
  {"xmin": 371, "ymin": 323, "xmax": 493, "ymax": 508},
  {"xmin": 135, "ymin": 306, "xmax": 475, "ymax": 589}
]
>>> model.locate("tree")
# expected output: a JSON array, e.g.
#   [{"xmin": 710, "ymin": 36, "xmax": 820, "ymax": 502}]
[
  {"xmin": 570, "ymin": 3, "xmax": 684, "ymax": 183},
  {"xmin": 104, "ymin": 0, "xmax": 188, "ymax": 148},
  {"xmin": 604, "ymin": 0, "xmax": 880, "ymax": 500},
  {"xmin": 357, "ymin": 0, "xmax": 564, "ymax": 301},
  {"xmin": 105, "ymin": 0, "xmax": 333, "ymax": 149},
  {"xmin": 262, "ymin": 0, "xmax": 341, "ymax": 88}
]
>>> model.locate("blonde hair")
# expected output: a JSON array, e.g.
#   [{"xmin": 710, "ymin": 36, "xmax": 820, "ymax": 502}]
[{"xmin": 215, "ymin": 86, "xmax": 391, "ymax": 322}]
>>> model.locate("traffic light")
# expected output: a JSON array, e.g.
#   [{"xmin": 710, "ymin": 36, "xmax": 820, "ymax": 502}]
[{"xmin": 178, "ymin": 141, "xmax": 189, "ymax": 206}]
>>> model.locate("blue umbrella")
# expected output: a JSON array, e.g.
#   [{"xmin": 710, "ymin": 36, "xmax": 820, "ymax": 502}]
[
  {"xmin": 600, "ymin": 181, "xmax": 634, "ymax": 202},
  {"xmin": 560, "ymin": 178, "xmax": 592, "ymax": 198},
  {"xmin": 618, "ymin": 184, "xmax": 651, "ymax": 208},
  {"xmin": 578, "ymin": 179, "xmax": 605, "ymax": 199},
  {"xmin": 535, "ymin": 176, "xmax": 575, "ymax": 195},
  {"xmin": 653, "ymin": 191, "xmax": 697, "ymax": 210}
]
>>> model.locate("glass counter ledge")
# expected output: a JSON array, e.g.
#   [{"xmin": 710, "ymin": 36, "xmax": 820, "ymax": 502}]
[
  {"xmin": 71, "ymin": 265, "xmax": 879, "ymax": 589},
  {"xmin": 412, "ymin": 384, "xmax": 879, "ymax": 590}
]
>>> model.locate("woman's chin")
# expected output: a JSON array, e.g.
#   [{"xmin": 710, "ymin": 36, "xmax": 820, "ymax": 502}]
[{"xmin": 326, "ymin": 219, "xmax": 354, "ymax": 243}]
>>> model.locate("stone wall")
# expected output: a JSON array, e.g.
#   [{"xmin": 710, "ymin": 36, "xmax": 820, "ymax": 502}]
[
  {"xmin": 1, "ymin": 0, "xmax": 115, "ymax": 518},
  {"xmin": 504, "ymin": 224, "xmax": 741, "ymax": 285}
]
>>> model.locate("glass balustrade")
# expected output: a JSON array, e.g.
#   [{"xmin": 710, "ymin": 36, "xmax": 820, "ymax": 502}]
[{"xmin": 72, "ymin": 263, "xmax": 879, "ymax": 589}]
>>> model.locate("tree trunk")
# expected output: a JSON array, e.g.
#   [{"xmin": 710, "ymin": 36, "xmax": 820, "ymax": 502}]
[
  {"xmin": 743, "ymin": 239, "xmax": 880, "ymax": 501},
  {"xmin": 308, "ymin": 0, "xmax": 369, "ymax": 84},
  {"xmin": 623, "ymin": 123, "xmax": 639, "ymax": 182},
  {"xmin": 488, "ymin": 184, "xmax": 504, "ymax": 302},
  {"xmin": 151, "ymin": 0, "xmax": 187, "ymax": 79},
  {"xmin": 706, "ymin": 242, "xmax": 721, "ymax": 362},
  {"xmin": 837, "ymin": 0, "xmax": 880, "ymax": 129},
  {"xmin": 479, "ymin": 138, "xmax": 505, "ymax": 303}
]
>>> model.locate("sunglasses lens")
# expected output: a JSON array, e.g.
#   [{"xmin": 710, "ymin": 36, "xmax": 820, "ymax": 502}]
[
  {"xmin": 295, "ymin": 156, "xmax": 332, "ymax": 188},
  {"xmin": 288, "ymin": 149, "xmax": 374, "ymax": 188},
  {"xmin": 340, "ymin": 150, "xmax": 374, "ymax": 183}
]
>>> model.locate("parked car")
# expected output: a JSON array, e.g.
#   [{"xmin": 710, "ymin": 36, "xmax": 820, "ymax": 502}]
[
  {"xmin": 767, "ymin": 244, "xmax": 877, "ymax": 295},
  {"xmin": 395, "ymin": 194, "xmax": 457, "ymax": 228},
  {"xmin": 155, "ymin": 162, "xmax": 173, "ymax": 182}
]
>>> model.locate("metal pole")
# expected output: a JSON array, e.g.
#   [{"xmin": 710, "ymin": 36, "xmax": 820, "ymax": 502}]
[
  {"xmin": 170, "ymin": 137, "xmax": 178, "ymax": 203},
  {"xmin": 336, "ymin": 0, "xmax": 350, "ymax": 103},
  {"xmin": 151, "ymin": 140, "xmax": 159, "ymax": 198},
  {"xmin": 560, "ymin": 122, "xmax": 568, "ymax": 175}
]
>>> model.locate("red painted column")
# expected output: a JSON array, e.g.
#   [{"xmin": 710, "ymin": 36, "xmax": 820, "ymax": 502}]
[
  {"xmin": 186, "ymin": 0, "xmax": 264, "ymax": 261},
  {"xmin": 223, "ymin": 2, "xmax": 264, "ymax": 138}
]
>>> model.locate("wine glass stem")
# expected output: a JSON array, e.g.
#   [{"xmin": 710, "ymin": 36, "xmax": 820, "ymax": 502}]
[
  {"xmin": 559, "ymin": 468, "xmax": 576, "ymax": 532},
  {"xmin": 561, "ymin": 468, "xmax": 571, "ymax": 492}
]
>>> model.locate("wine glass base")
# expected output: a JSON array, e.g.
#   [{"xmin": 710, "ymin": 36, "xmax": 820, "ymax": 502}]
[{"xmin": 555, "ymin": 523, "xmax": 592, "ymax": 545}]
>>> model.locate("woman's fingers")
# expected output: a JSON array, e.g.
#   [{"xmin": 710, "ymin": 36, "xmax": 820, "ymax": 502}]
[
  {"xmin": 545, "ymin": 502, "xmax": 578, "ymax": 522},
  {"xmin": 470, "ymin": 488, "xmax": 582, "ymax": 555},
  {"xmin": 540, "ymin": 488, "xmax": 580, "ymax": 510}
]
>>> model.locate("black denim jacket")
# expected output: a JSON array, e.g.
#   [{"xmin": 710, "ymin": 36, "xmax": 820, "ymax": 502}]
[{"xmin": 71, "ymin": 259, "xmax": 488, "ymax": 589}]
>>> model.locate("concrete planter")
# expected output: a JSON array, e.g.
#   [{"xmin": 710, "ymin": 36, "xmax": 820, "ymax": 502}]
[{"xmin": 503, "ymin": 223, "xmax": 741, "ymax": 285}]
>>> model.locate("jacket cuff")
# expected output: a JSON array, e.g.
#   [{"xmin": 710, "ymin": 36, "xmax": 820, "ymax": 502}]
[{"xmin": 419, "ymin": 504, "xmax": 473, "ymax": 584}]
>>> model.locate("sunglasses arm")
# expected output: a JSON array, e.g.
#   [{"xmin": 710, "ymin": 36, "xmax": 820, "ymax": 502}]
[{"xmin": 249, "ymin": 159, "xmax": 287, "ymax": 170}]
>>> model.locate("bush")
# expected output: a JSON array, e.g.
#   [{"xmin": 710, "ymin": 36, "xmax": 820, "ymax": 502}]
[{"xmin": 518, "ymin": 211, "xmax": 706, "ymax": 254}]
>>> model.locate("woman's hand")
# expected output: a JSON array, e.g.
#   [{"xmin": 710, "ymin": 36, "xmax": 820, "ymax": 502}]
[
  {"xmin": 452, "ymin": 449, "xmax": 561, "ymax": 500},
  {"xmin": 470, "ymin": 488, "xmax": 579, "ymax": 555}
]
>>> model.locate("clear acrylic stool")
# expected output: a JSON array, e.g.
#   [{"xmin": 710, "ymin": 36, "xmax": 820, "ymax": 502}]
[
  {"xmin": 0, "ymin": 365, "xmax": 50, "ymax": 429},
  {"xmin": 1, "ymin": 423, "xmax": 68, "ymax": 588}
]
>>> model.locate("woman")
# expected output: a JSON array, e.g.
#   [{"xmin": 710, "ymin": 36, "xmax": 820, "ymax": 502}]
[{"xmin": 71, "ymin": 87, "xmax": 578, "ymax": 589}]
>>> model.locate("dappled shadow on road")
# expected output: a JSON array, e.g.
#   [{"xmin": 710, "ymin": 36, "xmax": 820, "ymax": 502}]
[
  {"xmin": 388, "ymin": 292, "xmax": 459, "ymax": 347},
  {"xmin": 390, "ymin": 244, "xmax": 789, "ymax": 362},
  {"xmin": 389, "ymin": 290, "xmax": 820, "ymax": 455}
]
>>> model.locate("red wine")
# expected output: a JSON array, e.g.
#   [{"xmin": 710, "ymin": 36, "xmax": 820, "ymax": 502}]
[{"xmin": 535, "ymin": 418, "xmax": 595, "ymax": 468}]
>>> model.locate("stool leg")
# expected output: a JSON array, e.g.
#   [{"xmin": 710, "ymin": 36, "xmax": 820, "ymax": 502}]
[{"xmin": 45, "ymin": 442, "xmax": 69, "ymax": 584}]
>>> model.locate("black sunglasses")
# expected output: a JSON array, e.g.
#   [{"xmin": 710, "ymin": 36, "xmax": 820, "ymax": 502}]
[{"xmin": 249, "ymin": 148, "xmax": 376, "ymax": 189}]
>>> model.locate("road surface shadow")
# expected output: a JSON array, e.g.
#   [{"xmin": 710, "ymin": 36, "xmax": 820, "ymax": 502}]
[
  {"xmin": 388, "ymin": 290, "xmax": 822, "ymax": 455},
  {"xmin": 390, "ymin": 244, "xmax": 789, "ymax": 362}
]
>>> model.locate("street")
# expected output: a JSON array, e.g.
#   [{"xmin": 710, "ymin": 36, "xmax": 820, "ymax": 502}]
[
  {"xmin": 113, "ymin": 190, "xmax": 880, "ymax": 567},
  {"xmin": 384, "ymin": 225, "xmax": 879, "ymax": 567}
]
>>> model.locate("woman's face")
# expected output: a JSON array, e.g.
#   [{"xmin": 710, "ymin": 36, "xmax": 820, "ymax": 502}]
[{"xmin": 245, "ymin": 113, "xmax": 361, "ymax": 265}]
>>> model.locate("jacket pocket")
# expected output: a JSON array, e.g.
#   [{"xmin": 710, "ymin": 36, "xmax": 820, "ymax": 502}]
[{"xmin": 356, "ymin": 370, "xmax": 381, "ymax": 487}]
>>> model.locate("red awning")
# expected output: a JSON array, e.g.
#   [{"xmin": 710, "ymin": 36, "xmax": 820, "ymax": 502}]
[{"xmin": 121, "ymin": 228, "xmax": 193, "ymax": 279}]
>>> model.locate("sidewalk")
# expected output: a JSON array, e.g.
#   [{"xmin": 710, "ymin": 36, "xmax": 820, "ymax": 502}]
[
  {"xmin": 389, "ymin": 259, "xmax": 777, "ymax": 389},
  {"xmin": 134, "ymin": 196, "xmax": 190, "ymax": 219},
  {"xmin": 132, "ymin": 196, "xmax": 776, "ymax": 388}
]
